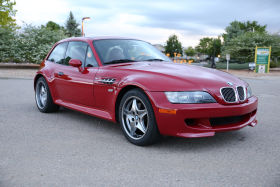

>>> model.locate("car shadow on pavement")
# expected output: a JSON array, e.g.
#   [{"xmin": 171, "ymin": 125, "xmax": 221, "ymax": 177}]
[
  {"xmin": 55, "ymin": 107, "xmax": 250, "ymax": 152},
  {"xmin": 153, "ymin": 131, "xmax": 249, "ymax": 152},
  {"xmin": 57, "ymin": 107, "xmax": 122, "ymax": 132}
]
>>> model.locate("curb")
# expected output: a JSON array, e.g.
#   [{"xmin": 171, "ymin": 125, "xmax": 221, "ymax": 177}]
[
  {"xmin": 270, "ymin": 68, "xmax": 280, "ymax": 71},
  {"xmin": 0, "ymin": 63, "xmax": 39, "ymax": 69}
]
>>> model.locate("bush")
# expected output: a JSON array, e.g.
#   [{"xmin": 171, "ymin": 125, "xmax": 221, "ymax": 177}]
[
  {"xmin": 204, "ymin": 62, "xmax": 250, "ymax": 70},
  {"xmin": 0, "ymin": 24, "xmax": 67, "ymax": 63},
  {"xmin": 270, "ymin": 61, "xmax": 279, "ymax": 68},
  {"xmin": 0, "ymin": 27, "xmax": 16, "ymax": 62}
]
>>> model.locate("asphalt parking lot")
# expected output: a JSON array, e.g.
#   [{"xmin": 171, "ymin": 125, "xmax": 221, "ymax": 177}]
[{"xmin": 0, "ymin": 76, "xmax": 280, "ymax": 187}]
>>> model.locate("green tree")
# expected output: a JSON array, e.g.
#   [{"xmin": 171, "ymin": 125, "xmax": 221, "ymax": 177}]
[
  {"xmin": 0, "ymin": 0, "xmax": 17, "ymax": 28},
  {"xmin": 195, "ymin": 37, "xmax": 212, "ymax": 55},
  {"xmin": 164, "ymin": 34, "xmax": 183, "ymax": 57},
  {"xmin": 222, "ymin": 32, "xmax": 279, "ymax": 62},
  {"xmin": 223, "ymin": 21, "xmax": 243, "ymax": 44},
  {"xmin": 222, "ymin": 20, "xmax": 270, "ymax": 63},
  {"xmin": 270, "ymin": 34, "xmax": 280, "ymax": 60},
  {"xmin": 212, "ymin": 38, "xmax": 222, "ymax": 57},
  {"xmin": 223, "ymin": 20, "xmax": 266, "ymax": 44},
  {"xmin": 239, "ymin": 21, "xmax": 266, "ymax": 33},
  {"xmin": 45, "ymin": 21, "xmax": 62, "ymax": 31},
  {"xmin": 65, "ymin": 11, "xmax": 81, "ymax": 37},
  {"xmin": 184, "ymin": 46, "xmax": 196, "ymax": 56},
  {"xmin": 195, "ymin": 37, "xmax": 221, "ymax": 57}
]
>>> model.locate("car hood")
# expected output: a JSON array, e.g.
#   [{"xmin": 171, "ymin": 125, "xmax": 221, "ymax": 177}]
[{"xmin": 108, "ymin": 61, "xmax": 246, "ymax": 92}]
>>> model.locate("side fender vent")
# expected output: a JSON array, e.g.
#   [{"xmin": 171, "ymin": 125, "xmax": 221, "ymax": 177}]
[{"xmin": 99, "ymin": 78, "xmax": 116, "ymax": 84}]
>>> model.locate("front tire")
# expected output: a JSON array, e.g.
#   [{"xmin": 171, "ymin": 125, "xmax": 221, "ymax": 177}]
[
  {"xmin": 35, "ymin": 77, "xmax": 59, "ymax": 113},
  {"xmin": 119, "ymin": 89, "xmax": 160, "ymax": 146}
]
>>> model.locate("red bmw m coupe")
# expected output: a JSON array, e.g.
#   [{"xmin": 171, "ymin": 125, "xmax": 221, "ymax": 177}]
[{"xmin": 34, "ymin": 37, "xmax": 258, "ymax": 145}]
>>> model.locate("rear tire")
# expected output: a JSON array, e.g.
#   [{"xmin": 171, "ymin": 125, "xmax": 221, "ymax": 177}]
[
  {"xmin": 119, "ymin": 89, "xmax": 160, "ymax": 146},
  {"xmin": 35, "ymin": 77, "xmax": 59, "ymax": 113}
]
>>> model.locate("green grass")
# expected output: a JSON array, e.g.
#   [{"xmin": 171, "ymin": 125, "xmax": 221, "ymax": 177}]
[{"xmin": 204, "ymin": 62, "xmax": 250, "ymax": 70}]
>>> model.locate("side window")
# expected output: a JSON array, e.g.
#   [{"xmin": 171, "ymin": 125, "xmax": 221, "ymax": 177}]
[
  {"xmin": 64, "ymin": 41, "xmax": 88, "ymax": 66},
  {"xmin": 47, "ymin": 42, "xmax": 68, "ymax": 64},
  {"xmin": 85, "ymin": 47, "xmax": 98, "ymax": 67}
]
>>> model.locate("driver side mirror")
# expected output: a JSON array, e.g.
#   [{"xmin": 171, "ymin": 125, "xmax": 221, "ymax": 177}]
[{"xmin": 69, "ymin": 59, "xmax": 82, "ymax": 68}]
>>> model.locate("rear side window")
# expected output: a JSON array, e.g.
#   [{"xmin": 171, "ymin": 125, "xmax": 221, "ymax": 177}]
[
  {"xmin": 65, "ymin": 41, "xmax": 88, "ymax": 66},
  {"xmin": 47, "ymin": 42, "xmax": 68, "ymax": 64}
]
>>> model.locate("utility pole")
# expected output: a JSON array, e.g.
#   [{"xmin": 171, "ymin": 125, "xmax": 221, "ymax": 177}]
[{"xmin": 82, "ymin": 17, "xmax": 90, "ymax": 36}]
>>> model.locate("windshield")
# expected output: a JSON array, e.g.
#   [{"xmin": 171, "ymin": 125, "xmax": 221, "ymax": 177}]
[{"xmin": 93, "ymin": 39, "xmax": 171, "ymax": 65}]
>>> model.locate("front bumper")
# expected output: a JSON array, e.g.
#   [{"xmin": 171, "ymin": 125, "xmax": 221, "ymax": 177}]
[{"xmin": 147, "ymin": 92, "xmax": 258, "ymax": 138}]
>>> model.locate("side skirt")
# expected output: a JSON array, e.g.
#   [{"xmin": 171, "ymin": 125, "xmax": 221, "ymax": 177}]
[{"xmin": 55, "ymin": 99, "xmax": 115, "ymax": 122}]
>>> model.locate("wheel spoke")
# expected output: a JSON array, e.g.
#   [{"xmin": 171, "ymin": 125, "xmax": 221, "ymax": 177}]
[
  {"xmin": 40, "ymin": 94, "xmax": 46, "ymax": 105},
  {"xmin": 123, "ymin": 108, "xmax": 132, "ymax": 115},
  {"xmin": 125, "ymin": 114, "xmax": 134, "ymax": 121},
  {"xmin": 138, "ymin": 110, "xmax": 147, "ymax": 120},
  {"xmin": 42, "ymin": 95, "xmax": 47, "ymax": 104},
  {"xmin": 40, "ymin": 97, "xmax": 43, "ymax": 104},
  {"xmin": 41, "ymin": 86, "xmax": 46, "ymax": 94},
  {"xmin": 125, "ymin": 116, "xmax": 132, "ymax": 132},
  {"xmin": 129, "ymin": 121, "xmax": 137, "ymax": 136},
  {"xmin": 131, "ymin": 99, "xmax": 139, "ymax": 114},
  {"xmin": 136, "ymin": 121, "xmax": 146, "ymax": 134}
]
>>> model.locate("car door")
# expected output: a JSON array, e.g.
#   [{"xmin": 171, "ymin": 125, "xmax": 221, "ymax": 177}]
[
  {"xmin": 54, "ymin": 41, "xmax": 99, "ymax": 107},
  {"xmin": 45, "ymin": 42, "xmax": 68, "ymax": 101}
]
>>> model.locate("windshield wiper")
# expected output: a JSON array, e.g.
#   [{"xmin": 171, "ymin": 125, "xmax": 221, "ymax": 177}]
[
  {"xmin": 104, "ymin": 59, "xmax": 138, "ymax": 65},
  {"xmin": 144, "ymin": 58, "xmax": 164, "ymax": 62}
]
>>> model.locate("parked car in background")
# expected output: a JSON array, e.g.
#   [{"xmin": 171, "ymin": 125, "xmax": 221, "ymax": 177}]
[
  {"xmin": 34, "ymin": 37, "xmax": 258, "ymax": 145},
  {"xmin": 249, "ymin": 62, "xmax": 256, "ymax": 70}
]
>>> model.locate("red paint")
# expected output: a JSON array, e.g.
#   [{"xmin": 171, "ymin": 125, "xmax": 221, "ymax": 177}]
[
  {"xmin": 69, "ymin": 59, "xmax": 82, "ymax": 68},
  {"xmin": 34, "ymin": 37, "xmax": 258, "ymax": 138}
]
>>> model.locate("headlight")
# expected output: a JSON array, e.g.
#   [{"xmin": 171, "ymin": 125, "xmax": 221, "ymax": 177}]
[
  {"xmin": 247, "ymin": 86, "xmax": 252, "ymax": 98},
  {"xmin": 165, "ymin": 91, "xmax": 216, "ymax": 104}
]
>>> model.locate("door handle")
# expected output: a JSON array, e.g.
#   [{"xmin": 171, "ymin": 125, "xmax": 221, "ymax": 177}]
[{"xmin": 58, "ymin": 72, "xmax": 64, "ymax": 76}]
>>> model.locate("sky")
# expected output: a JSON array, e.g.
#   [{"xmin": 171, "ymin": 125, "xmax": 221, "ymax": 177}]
[{"xmin": 15, "ymin": 0, "xmax": 280, "ymax": 47}]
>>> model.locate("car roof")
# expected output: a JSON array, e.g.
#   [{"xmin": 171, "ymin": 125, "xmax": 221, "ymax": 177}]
[{"xmin": 58, "ymin": 36, "xmax": 143, "ymax": 43}]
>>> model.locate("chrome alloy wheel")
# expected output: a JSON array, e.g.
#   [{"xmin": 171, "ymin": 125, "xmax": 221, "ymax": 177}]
[
  {"xmin": 121, "ymin": 96, "xmax": 149, "ymax": 140},
  {"xmin": 36, "ymin": 82, "xmax": 47, "ymax": 109}
]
